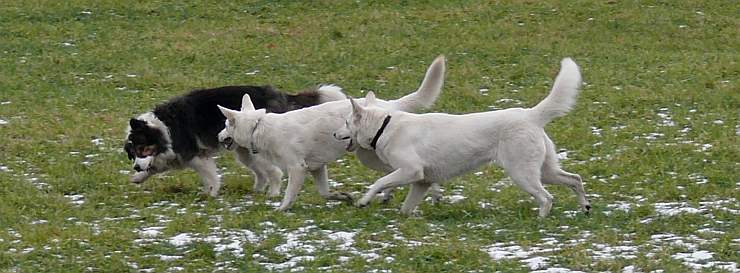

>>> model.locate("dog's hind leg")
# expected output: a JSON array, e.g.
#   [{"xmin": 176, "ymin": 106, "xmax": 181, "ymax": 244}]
[
  {"xmin": 399, "ymin": 182, "xmax": 432, "ymax": 215},
  {"xmin": 542, "ymin": 168, "xmax": 589, "ymax": 215},
  {"xmin": 311, "ymin": 165, "xmax": 353, "ymax": 203},
  {"xmin": 276, "ymin": 165, "xmax": 306, "ymax": 211},
  {"xmin": 541, "ymin": 137, "xmax": 590, "ymax": 214},
  {"xmin": 188, "ymin": 156, "xmax": 221, "ymax": 197},
  {"xmin": 508, "ymin": 168, "xmax": 553, "ymax": 218},
  {"xmin": 357, "ymin": 167, "xmax": 424, "ymax": 207},
  {"xmin": 501, "ymin": 138, "xmax": 553, "ymax": 218}
]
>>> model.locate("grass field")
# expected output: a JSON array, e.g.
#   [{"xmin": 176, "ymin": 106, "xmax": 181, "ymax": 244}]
[{"xmin": 0, "ymin": 1, "xmax": 738, "ymax": 272}]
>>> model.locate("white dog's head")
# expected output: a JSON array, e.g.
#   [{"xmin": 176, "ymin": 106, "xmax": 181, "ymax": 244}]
[
  {"xmin": 334, "ymin": 92, "xmax": 392, "ymax": 151},
  {"xmin": 217, "ymin": 94, "xmax": 266, "ymax": 151}
]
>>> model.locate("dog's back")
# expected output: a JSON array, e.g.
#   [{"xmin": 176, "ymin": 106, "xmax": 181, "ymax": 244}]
[{"xmin": 152, "ymin": 85, "xmax": 336, "ymax": 161}]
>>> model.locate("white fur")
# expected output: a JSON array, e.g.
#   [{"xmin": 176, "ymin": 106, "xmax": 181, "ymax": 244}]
[
  {"xmin": 336, "ymin": 58, "xmax": 590, "ymax": 217},
  {"xmin": 217, "ymin": 56, "xmax": 447, "ymax": 211}
]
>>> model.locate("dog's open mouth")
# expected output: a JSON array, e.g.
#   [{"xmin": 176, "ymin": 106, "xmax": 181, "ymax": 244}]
[
  {"xmin": 345, "ymin": 139, "xmax": 355, "ymax": 151},
  {"xmin": 221, "ymin": 137, "xmax": 234, "ymax": 150}
]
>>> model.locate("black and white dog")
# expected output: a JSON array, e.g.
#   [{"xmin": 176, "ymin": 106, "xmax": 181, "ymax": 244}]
[{"xmin": 124, "ymin": 85, "xmax": 345, "ymax": 196}]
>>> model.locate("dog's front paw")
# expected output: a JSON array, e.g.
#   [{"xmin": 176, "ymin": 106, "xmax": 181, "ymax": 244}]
[
  {"xmin": 429, "ymin": 193, "xmax": 442, "ymax": 205},
  {"xmin": 130, "ymin": 171, "xmax": 149, "ymax": 183},
  {"xmin": 203, "ymin": 187, "xmax": 220, "ymax": 198},
  {"xmin": 355, "ymin": 198, "xmax": 371, "ymax": 208},
  {"xmin": 400, "ymin": 208, "xmax": 422, "ymax": 217},
  {"xmin": 267, "ymin": 189, "xmax": 282, "ymax": 198},
  {"xmin": 274, "ymin": 203, "xmax": 292, "ymax": 212}
]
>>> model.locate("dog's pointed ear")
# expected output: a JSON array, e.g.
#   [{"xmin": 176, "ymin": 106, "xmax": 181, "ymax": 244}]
[
  {"xmin": 349, "ymin": 98, "xmax": 364, "ymax": 119},
  {"xmin": 129, "ymin": 119, "xmax": 147, "ymax": 131},
  {"xmin": 218, "ymin": 105, "xmax": 238, "ymax": 122},
  {"xmin": 241, "ymin": 94, "xmax": 256, "ymax": 111},
  {"xmin": 365, "ymin": 91, "xmax": 377, "ymax": 106}
]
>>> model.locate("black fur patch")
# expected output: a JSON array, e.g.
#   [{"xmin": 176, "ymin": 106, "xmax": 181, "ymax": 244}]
[
  {"xmin": 127, "ymin": 118, "xmax": 167, "ymax": 158},
  {"xmin": 142, "ymin": 85, "xmax": 321, "ymax": 161}
]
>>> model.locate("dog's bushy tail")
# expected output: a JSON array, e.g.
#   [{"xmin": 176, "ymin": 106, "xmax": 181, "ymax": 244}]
[
  {"xmin": 529, "ymin": 58, "xmax": 582, "ymax": 127},
  {"xmin": 391, "ymin": 55, "xmax": 446, "ymax": 112},
  {"xmin": 316, "ymin": 84, "xmax": 347, "ymax": 103}
]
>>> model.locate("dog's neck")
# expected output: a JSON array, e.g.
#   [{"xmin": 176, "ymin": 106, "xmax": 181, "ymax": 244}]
[
  {"xmin": 370, "ymin": 115, "xmax": 392, "ymax": 150},
  {"xmin": 249, "ymin": 118, "xmax": 262, "ymax": 154}
]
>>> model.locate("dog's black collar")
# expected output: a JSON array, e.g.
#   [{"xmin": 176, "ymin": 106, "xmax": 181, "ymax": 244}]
[
  {"xmin": 370, "ymin": 115, "xmax": 391, "ymax": 150},
  {"xmin": 250, "ymin": 118, "xmax": 261, "ymax": 154}
]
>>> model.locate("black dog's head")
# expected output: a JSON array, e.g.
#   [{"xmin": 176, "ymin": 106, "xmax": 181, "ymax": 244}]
[{"xmin": 124, "ymin": 118, "xmax": 167, "ymax": 161}]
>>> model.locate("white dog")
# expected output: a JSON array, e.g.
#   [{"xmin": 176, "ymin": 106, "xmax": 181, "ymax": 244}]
[
  {"xmin": 334, "ymin": 58, "xmax": 590, "ymax": 217},
  {"xmin": 217, "ymin": 56, "xmax": 446, "ymax": 211}
]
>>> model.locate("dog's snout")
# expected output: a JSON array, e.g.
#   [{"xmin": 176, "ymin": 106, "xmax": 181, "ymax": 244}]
[
  {"xmin": 133, "ymin": 164, "xmax": 143, "ymax": 172},
  {"xmin": 333, "ymin": 132, "xmax": 350, "ymax": 140}
]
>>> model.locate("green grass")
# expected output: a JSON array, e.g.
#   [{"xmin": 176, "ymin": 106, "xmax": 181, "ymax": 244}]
[{"xmin": 1, "ymin": 1, "xmax": 738, "ymax": 272}]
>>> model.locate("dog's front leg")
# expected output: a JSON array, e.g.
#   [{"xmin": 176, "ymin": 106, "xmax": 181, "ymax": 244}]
[
  {"xmin": 188, "ymin": 156, "xmax": 221, "ymax": 197},
  {"xmin": 235, "ymin": 148, "xmax": 283, "ymax": 197},
  {"xmin": 234, "ymin": 148, "xmax": 267, "ymax": 192},
  {"xmin": 276, "ymin": 165, "xmax": 306, "ymax": 211},
  {"xmin": 311, "ymin": 165, "xmax": 353, "ymax": 204},
  {"xmin": 357, "ymin": 167, "xmax": 424, "ymax": 207},
  {"xmin": 264, "ymin": 164, "xmax": 284, "ymax": 198}
]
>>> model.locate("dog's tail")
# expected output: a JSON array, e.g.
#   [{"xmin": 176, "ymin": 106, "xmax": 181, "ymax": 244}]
[
  {"xmin": 529, "ymin": 58, "xmax": 582, "ymax": 127},
  {"xmin": 390, "ymin": 55, "xmax": 446, "ymax": 112},
  {"xmin": 316, "ymin": 84, "xmax": 347, "ymax": 103},
  {"xmin": 288, "ymin": 84, "xmax": 346, "ymax": 109}
]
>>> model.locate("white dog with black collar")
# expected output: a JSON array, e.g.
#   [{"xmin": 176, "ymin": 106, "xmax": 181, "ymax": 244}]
[{"xmin": 334, "ymin": 58, "xmax": 590, "ymax": 217}]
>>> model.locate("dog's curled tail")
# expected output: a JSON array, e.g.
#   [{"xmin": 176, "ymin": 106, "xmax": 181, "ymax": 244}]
[
  {"xmin": 392, "ymin": 55, "xmax": 446, "ymax": 112},
  {"xmin": 316, "ymin": 84, "xmax": 348, "ymax": 103},
  {"xmin": 530, "ymin": 58, "xmax": 582, "ymax": 126}
]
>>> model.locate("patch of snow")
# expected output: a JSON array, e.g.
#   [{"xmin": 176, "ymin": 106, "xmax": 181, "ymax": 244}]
[
  {"xmin": 496, "ymin": 98, "xmax": 522, "ymax": 105},
  {"xmin": 522, "ymin": 256, "xmax": 549, "ymax": 270},
  {"xmin": 262, "ymin": 256, "xmax": 315, "ymax": 271},
  {"xmin": 445, "ymin": 194, "xmax": 466, "ymax": 203},
  {"xmin": 138, "ymin": 226, "xmax": 165, "ymax": 238},
  {"xmin": 158, "ymin": 255, "xmax": 182, "ymax": 261},
  {"xmin": 532, "ymin": 268, "xmax": 585, "ymax": 273},
  {"xmin": 654, "ymin": 202, "xmax": 703, "ymax": 216},
  {"xmin": 91, "ymin": 138, "xmax": 104, "ymax": 146},
  {"xmin": 327, "ymin": 231, "xmax": 356, "ymax": 250},
  {"xmin": 30, "ymin": 219, "xmax": 48, "ymax": 225},
  {"xmin": 168, "ymin": 233, "xmax": 195, "ymax": 247},
  {"xmin": 65, "ymin": 194, "xmax": 85, "ymax": 205},
  {"xmin": 557, "ymin": 150, "xmax": 569, "ymax": 160},
  {"xmin": 604, "ymin": 202, "xmax": 632, "ymax": 215}
]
